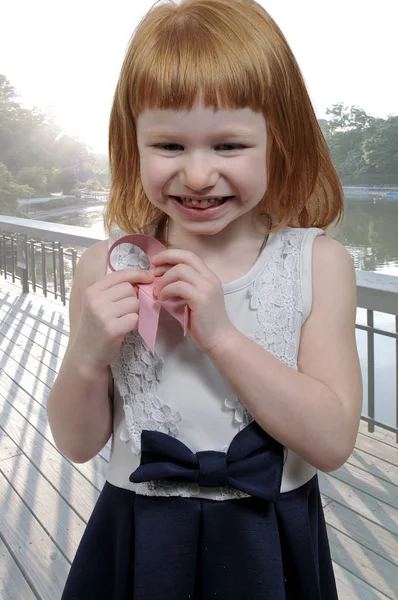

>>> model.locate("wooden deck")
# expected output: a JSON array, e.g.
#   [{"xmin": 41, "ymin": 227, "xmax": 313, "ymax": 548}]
[{"xmin": 0, "ymin": 277, "xmax": 397, "ymax": 600}]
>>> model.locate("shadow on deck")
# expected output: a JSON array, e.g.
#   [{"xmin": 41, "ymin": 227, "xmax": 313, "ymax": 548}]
[{"xmin": 0, "ymin": 279, "xmax": 397, "ymax": 600}]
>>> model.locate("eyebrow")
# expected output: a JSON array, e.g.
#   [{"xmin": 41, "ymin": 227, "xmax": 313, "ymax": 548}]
[{"xmin": 141, "ymin": 127, "xmax": 257, "ymax": 138}]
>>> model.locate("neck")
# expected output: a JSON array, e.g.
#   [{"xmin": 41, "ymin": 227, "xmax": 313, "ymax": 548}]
[{"xmin": 166, "ymin": 212, "xmax": 271, "ymax": 265}]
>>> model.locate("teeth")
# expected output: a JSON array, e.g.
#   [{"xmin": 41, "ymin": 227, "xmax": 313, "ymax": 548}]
[{"xmin": 180, "ymin": 197, "xmax": 224, "ymax": 206}]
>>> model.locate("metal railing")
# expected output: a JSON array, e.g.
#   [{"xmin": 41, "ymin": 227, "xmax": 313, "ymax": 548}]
[
  {"xmin": 0, "ymin": 216, "xmax": 103, "ymax": 304},
  {"xmin": 0, "ymin": 233, "xmax": 78, "ymax": 303},
  {"xmin": 1, "ymin": 215, "xmax": 398, "ymax": 441}
]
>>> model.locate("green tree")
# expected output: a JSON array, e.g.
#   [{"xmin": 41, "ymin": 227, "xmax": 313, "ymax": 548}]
[
  {"xmin": 322, "ymin": 103, "xmax": 397, "ymax": 185},
  {"xmin": 361, "ymin": 116, "xmax": 398, "ymax": 177},
  {"xmin": 0, "ymin": 162, "xmax": 34, "ymax": 215},
  {"xmin": 54, "ymin": 168, "xmax": 78, "ymax": 194},
  {"xmin": 16, "ymin": 166, "xmax": 48, "ymax": 194},
  {"xmin": 0, "ymin": 73, "xmax": 110, "ymax": 199}
]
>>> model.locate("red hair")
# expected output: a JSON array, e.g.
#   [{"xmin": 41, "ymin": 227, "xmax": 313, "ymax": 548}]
[{"xmin": 104, "ymin": 0, "xmax": 343, "ymax": 234}]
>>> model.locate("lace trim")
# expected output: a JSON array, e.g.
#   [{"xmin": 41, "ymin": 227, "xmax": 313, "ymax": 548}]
[
  {"xmin": 109, "ymin": 238, "xmax": 182, "ymax": 451},
  {"xmin": 132, "ymin": 480, "xmax": 249, "ymax": 501},
  {"xmin": 250, "ymin": 229, "xmax": 303, "ymax": 363},
  {"xmin": 224, "ymin": 394, "xmax": 253, "ymax": 431},
  {"xmin": 112, "ymin": 334, "xmax": 182, "ymax": 453},
  {"xmin": 223, "ymin": 229, "xmax": 305, "ymax": 426},
  {"xmin": 109, "ymin": 230, "xmax": 304, "ymax": 500}
]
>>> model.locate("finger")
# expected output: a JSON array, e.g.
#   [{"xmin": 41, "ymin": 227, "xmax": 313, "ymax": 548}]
[
  {"xmin": 154, "ymin": 264, "xmax": 201, "ymax": 297},
  {"xmin": 158, "ymin": 281, "xmax": 196, "ymax": 305},
  {"xmin": 151, "ymin": 249, "xmax": 208, "ymax": 276},
  {"xmin": 110, "ymin": 297, "xmax": 140, "ymax": 319},
  {"xmin": 150, "ymin": 265, "xmax": 171, "ymax": 277},
  {"xmin": 105, "ymin": 281, "xmax": 138, "ymax": 302},
  {"xmin": 113, "ymin": 312, "xmax": 139, "ymax": 337},
  {"xmin": 98, "ymin": 268, "xmax": 154, "ymax": 291},
  {"xmin": 103, "ymin": 282, "xmax": 137, "ymax": 302}
]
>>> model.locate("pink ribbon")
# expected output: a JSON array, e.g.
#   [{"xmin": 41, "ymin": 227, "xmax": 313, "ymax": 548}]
[{"xmin": 107, "ymin": 234, "xmax": 188, "ymax": 353}]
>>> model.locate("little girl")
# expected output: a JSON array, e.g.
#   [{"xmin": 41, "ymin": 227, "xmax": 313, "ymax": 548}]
[{"xmin": 48, "ymin": 0, "xmax": 363, "ymax": 598}]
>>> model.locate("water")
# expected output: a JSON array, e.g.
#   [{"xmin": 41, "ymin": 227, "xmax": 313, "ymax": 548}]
[
  {"xmin": 47, "ymin": 196, "xmax": 398, "ymax": 428},
  {"xmin": 48, "ymin": 196, "xmax": 398, "ymax": 275},
  {"xmin": 46, "ymin": 206, "xmax": 107, "ymax": 235},
  {"xmin": 331, "ymin": 198, "xmax": 398, "ymax": 276}
]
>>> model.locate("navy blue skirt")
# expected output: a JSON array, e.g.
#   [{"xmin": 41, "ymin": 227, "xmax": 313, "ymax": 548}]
[{"xmin": 61, "ymin": 422, "xmax": 338, "ymax": 599}]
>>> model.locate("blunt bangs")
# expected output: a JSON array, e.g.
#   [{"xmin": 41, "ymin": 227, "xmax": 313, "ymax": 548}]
[
  {"xmin": 105, "ymin": 0, "xmax": 344, "ymax": 236},
  {"xmin": 121, "ymin": 2, "xmax": 276, "ymax": 116}
]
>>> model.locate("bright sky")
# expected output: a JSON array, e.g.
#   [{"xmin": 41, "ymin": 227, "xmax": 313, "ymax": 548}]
[{"xmin": 2, "ymin": 0, "xmax": 397, "ymax": 154}]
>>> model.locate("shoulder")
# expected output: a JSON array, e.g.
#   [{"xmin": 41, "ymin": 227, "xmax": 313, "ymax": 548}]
[
  {"xmin": 68, "ymin": 240, "xmax": 109, "ymax": 332},
  {"xmin": 298, "ymin": 234, "xmax": 362, "ymax": 464},
  {"xmin": 305, "ymin": 233, "xmax": 357, "ymax": 333},
  {"xmin": 312, "ymin": 235, "xmax": 357, "ymax": 301},
  {"xmin": 75, "ymin": 239, "xmax": 109, "ymax": 289}
]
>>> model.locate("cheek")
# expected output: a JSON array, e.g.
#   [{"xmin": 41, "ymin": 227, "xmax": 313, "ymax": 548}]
[
  {"xmin": 233, "ymin": 156, "xmax": 267, "ymax": 201},
  {"xmin": 140, "ymin": 156, "xmax": 173, "ymax": 191}
]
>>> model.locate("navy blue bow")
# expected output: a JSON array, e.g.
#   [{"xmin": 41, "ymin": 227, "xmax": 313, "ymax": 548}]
[{"xmin": 129, "ymin": 421, "xmax": 283, "ymax": 501}]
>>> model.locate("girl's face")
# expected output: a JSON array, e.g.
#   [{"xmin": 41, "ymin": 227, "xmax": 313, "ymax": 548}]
[{"xmin": 136, "ymin": 102, "xmax": 268, "ymax": 238}]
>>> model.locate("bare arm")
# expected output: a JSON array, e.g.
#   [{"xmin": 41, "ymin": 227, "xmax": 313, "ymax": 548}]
[
  {"xmin": 207, "ymin": 236, "xmax": 363, "ymax": 472},
  {"xmin": 47, "ymin": 240, "xmax": 154, "ymax": 463}
]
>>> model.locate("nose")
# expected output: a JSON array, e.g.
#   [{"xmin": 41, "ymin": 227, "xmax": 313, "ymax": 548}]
[{"xmin": 179, "ymin": 153, "xmax": 219, "ymax": 192}]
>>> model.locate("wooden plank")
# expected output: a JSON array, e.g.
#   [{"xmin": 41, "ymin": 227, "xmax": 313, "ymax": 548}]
[
  {"xmin": 0, "ymin": 338, "xmax": 57, "ymax": 393},
  {"xmin": 0, "ymin": 328, "xmax": 64, "ymax": 377},
  {"xmin": 324, "ymin": 501, "xmax": 398, "ymax": 566},
  {"xmin": 346, "ymin": 447, "xmax": 398, "ymax": 487},
  {"xmin": 0, "ymin": 343, "xmax": 111, "ymax": 464},
  {"xmin": 0, "ymin": 305, "xmax": 69, "ymax": 355},
  {"xmin": 327, "ymin": 526, "xmax": 398, "ymax": 598},
  {"xmin": 356, "ymin": 431, "xmax": 398, "ymax": 467},
  {"xmin": 0, "ymin": 276, "xmax": 70, "ymax": 312},
  {"xmin": 0, "ymin": 432, "xmax": 22, "ymax": 462},
  {"xmin": 0, "ymin": 290, "xmax": 69, "ymax": 336},
  {"xmin": 359, "ymin": 421, "xmax": 398, "ymax": 449},
  {"xmin": 0, "ymin": 288, "xmax": 69, "ymax": 329},
  {"xmin": 0, "ymin": 294, "xmax": 69, "ymax": 333},
  {"xmin": 321, "ymin": 494, "xmax": 333, "ymax": 508},
  {"xmin": 0, "ymin": 404, "xmax": 100, "ymax": 524},
  {"xmin": 0, "ymin": 370, "xmax": 109, "ymax": 488},
  {"xmin": 0, "ymin": 302, "xmax": 68, "ymax": 342},
  {"xmin": 0, "ymin": 385, "xmax": 105, "ymax": 517},
  {"xmin": 319, "ymin": 473, "xmax": 398, "ymax": 537},
  {"xmin": 0, "ymin": 537, "xmax": 37, "ymax": 600},
  {"xmin": 0, "ymin": 450, "xmax": 86, "ymax": 562},
  {"xmin": 333, "ymin": 563, "xmax": 391, "ymax": 600},
  {"xmin": 328, "ymin": 461, "xmax": 398, "ymax": 510},
  {"xmin": 0, "ymin": 471, "xmax": 69, "ymax": 600}
]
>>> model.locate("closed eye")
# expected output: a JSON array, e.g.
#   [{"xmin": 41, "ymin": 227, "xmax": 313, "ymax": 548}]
[
  {"xmin": 154, "ymin": 143, "xmax": 183, "ymax": 152},
  {"xmin": 153, "ymin": 143, "xmax": 246, "ymax": 152},
  {"xmin": 216, "ymin": 144, "xmax": 246, "ymax": 151}
]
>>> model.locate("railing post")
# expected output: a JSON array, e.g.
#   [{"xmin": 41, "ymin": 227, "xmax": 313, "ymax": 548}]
[
  {"xmin": 396, "ymin": 315, "xmax": 398, "ymax": 443},
  {"xmin": 58, "ymin": 243, "xmax": 66, "ymax": 305},
  {"xmin": 52, "ymin": 241, "xmax": 58, "ymax": 299},
  {"xmin": 30, "ymin": 240, "xmax": 36, "ymax": 291},
  {"xmin": 0, "ymin": 232, "xmax": 3, "ymax": 275},
  {"xmin": 11, "ymin": 235, "xmax": 16, "ymax": 282},
  {"xmin": 41, "ymin": 241, "xmax": 47, "ymax": 297},
  {"xmin": 16, "ymin": 234, "xmax": 29, "ymax": 294},
  {"xmin": 367, "ymin": 309, "xmax": 375, "ymax": 433},
  {"xmin": 2, "ymin": 234, "xmax": 7, "ymax": 279}
]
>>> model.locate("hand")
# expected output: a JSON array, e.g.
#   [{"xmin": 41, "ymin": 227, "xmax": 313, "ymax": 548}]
[
  {"xmin": 150, "ymin": 249, "xmax": 235, "ymax": 352},
  {"xmin": 73, "ymin": 269, "xmax": 154, "ymax": 369}
]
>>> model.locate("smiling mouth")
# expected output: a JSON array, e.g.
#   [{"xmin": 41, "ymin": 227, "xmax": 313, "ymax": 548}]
[{"xmin": 171, "ymin": 196, "xmax": 234, "ymax": 208}]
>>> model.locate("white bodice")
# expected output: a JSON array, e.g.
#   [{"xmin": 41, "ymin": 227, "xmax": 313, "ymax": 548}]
[{"xmin": 106, "ymin": 226, "xmax": 325, "ymax": 500}]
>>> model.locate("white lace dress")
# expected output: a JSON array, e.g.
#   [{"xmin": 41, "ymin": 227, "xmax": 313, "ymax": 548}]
[{"xmin": 106, "ymin": 226, "xmax": 325, "ymax": 500}]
